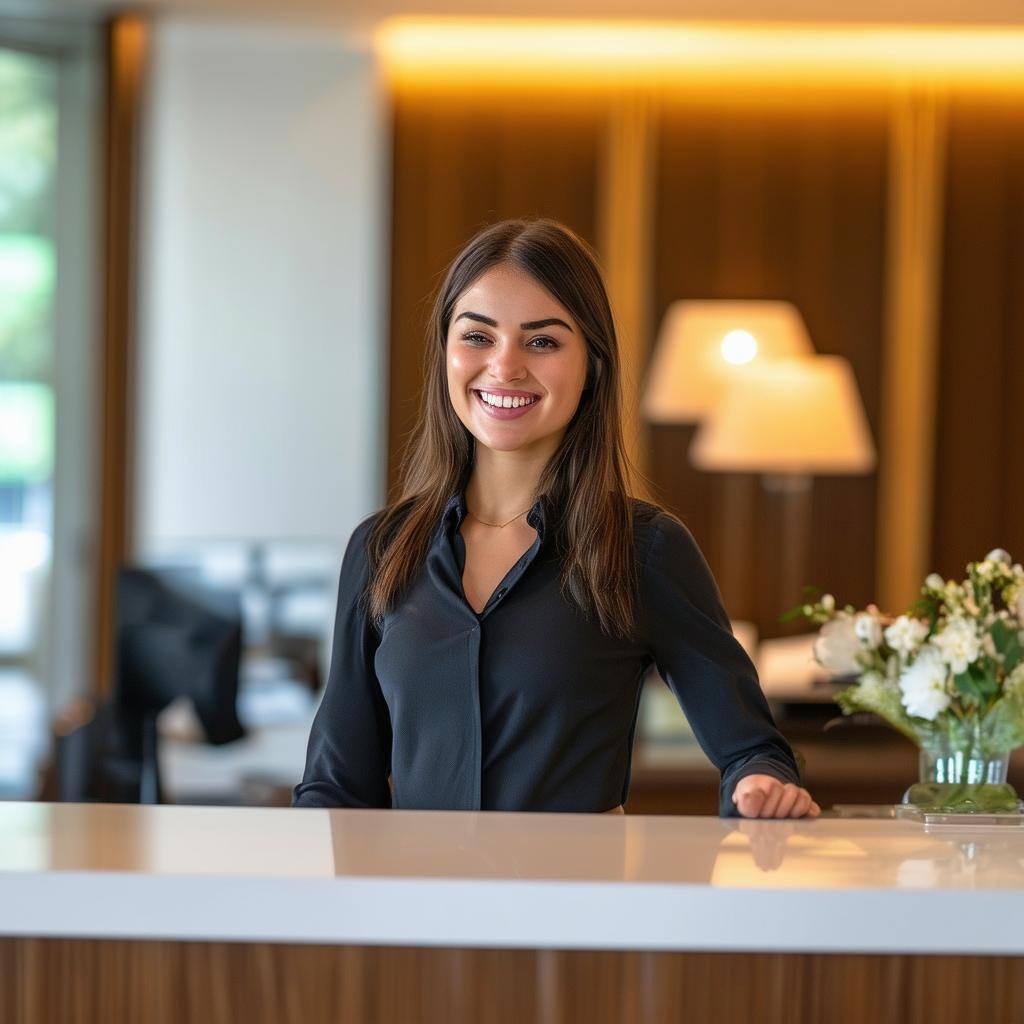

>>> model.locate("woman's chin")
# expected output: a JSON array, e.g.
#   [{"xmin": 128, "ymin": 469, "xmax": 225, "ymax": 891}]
[{"xmin": 473, "ymin": 432, "xmax": 536, "ymax": 453}]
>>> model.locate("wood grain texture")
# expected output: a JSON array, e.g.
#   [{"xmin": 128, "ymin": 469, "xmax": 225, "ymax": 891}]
[
  {"xmin": 2, "ymin": 938, "xmax": 1023, "ymax": 1024},
  {"xmin": 95, "ymin": 15, "xmax": 147, "ymax": 698},
  {"xmin": 595, "ymin": 88, "xmax": 658, "ymax": 487},
  {"xmin": 932, "ymin": 90, "xmax": 1024, "ymax": 578},
  {"xmin": 876, "ymin": 88, "xmax": 947, "ymax": 613}
]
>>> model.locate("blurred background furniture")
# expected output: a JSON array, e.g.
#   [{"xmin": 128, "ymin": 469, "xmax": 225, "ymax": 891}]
[{"xmin": 40, "ymin": 567, "xmax": 246, "ymax": 804}]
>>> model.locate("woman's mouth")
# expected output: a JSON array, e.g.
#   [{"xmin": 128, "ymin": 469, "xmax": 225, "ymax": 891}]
[{"xmin": 472, "ymin": 389, "xmax": 541, "ymax": 420}]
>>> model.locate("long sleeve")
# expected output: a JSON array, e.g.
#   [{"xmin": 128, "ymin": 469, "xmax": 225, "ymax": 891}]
[
  {"xmin": 638, "ymin": 513, "xmax": 802, "ymax": 817},
  {"xmin": 292, "ymin": 516, "xmax": 392, "ymax": 808}
]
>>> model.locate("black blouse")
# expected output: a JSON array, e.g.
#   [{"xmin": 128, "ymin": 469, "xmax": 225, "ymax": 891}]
[{"xmin": 292, "ymin": 490, "xmax": 802, "ymax": 816}]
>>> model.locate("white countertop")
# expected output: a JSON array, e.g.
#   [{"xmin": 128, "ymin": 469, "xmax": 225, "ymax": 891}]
[{"xmin": 3, "ymin": 801, "xmax": 1023, "ymax": 954}]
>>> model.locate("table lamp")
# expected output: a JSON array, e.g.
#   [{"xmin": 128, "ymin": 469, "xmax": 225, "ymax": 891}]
[
  {"xmin": 690, "ymin": 353, "xmax": 876, "ymax": 610},
  {"xmin": 641, "ymin": 300, "xmax": 816, "ymax": 424},
  {"xmin": 690, "ymin": 354, "xmax": 875, "ymax": 479}
]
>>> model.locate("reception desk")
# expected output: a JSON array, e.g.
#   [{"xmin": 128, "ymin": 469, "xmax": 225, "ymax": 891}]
[{"xmin": 2, "ymin": 802, "xmax": 1023, "ymax": 1023}]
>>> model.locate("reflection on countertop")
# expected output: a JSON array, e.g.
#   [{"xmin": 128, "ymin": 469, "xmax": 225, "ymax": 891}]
[{"xmin": 3, "ymin": 801, "xmax": 1024, "ymax": 892}]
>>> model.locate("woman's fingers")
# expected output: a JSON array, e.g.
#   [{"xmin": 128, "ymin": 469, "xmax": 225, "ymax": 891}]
[
  {"xmin": 760, "ymin": 782, "xmax": 785, "ymax": 817},
  {"xmin": 772, "ymin": 784, "xmax": 801, "ymax": 818},
  {"xmin": 734, "ymin": 775, "xmax": 822, "ymax": 818},
  {"xmin": 735, "ymin": 784, "xmax": 768, "ymax": 817},
  {"xmin": 789, "ymin": 788, "xmax": 812, "ymax": 817}
]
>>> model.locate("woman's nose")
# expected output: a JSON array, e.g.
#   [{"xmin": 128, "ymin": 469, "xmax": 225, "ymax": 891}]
[{"xmin": 488, "ymin": 341, "xmax": 526, "ymax": 381}]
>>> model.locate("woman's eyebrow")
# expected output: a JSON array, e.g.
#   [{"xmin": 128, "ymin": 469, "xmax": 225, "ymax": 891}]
[{"xmin": 454, "ymin": 311, "xmax": 574, "ymax": 333}]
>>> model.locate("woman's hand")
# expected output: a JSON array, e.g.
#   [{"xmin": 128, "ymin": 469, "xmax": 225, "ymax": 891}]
[{"xmin": 732, "ymin": 774, "xmax": 821, "ymax": 818}]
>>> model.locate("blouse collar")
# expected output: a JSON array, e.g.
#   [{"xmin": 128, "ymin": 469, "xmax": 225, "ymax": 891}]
[{"xmin": 442, "ymin": 490, "xmax": 547, "ymax": 538}]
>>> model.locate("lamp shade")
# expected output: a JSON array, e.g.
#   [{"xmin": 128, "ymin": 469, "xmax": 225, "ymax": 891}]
[
  {"xmin": 641, "ymin": 300, "xmax": 815, "ymax": 424},
  {"xmin": 689, "ymin": 355, "xmax": 876, "ymax": 475}
]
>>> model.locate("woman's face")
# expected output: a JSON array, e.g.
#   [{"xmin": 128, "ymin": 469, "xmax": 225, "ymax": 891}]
[{"xmin": 446, "ymin": 264, "xmax": 589, "ymax": 456}]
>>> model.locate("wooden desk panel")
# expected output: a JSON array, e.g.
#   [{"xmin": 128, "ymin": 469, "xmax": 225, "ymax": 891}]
[{"xmin": 3, "ymin": 939, "xmax": 1022, "ymax": 1024}]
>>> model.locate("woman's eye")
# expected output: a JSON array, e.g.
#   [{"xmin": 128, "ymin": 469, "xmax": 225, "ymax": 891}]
[{"xmin": 461, "ymin": 332, "xmax": 558, "ymax": 350}]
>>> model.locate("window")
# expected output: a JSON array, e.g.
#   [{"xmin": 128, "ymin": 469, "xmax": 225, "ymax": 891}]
[{"xmin": 0, "ymin": 26, "xmax": 101, "ymax": 797}]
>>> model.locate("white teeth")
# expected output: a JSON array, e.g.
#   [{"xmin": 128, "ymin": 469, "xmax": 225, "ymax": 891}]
[{"xmin": 478, "ymin": 390, "xmax": 536, "ymax": 409}]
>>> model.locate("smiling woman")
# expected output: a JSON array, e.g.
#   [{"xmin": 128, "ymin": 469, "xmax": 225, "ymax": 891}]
[
  {"xmin": 293, "ymin": 217, "xmax": 819, "ymax": 819},
  {"xmin": 447, "ymin": 265, "xmax": 588, "ymax": 457}
]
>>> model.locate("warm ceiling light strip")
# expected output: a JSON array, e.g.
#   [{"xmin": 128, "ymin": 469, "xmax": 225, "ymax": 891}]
[{"xmin": 376, "ymin": 18, "xmax": 1024, "ymax": 88}]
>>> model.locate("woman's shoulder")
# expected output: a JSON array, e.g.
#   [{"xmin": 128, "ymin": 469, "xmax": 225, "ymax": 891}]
[
  {"xmin": 628, "ymin": 496, "xmax": 685, "ymax": 539},
  {"xmin": 628, "ymin": 497, "xmax": 702, "ymax": 567},
  {"xmin": 341, "ymin": 508, "xmax": 392, "ymax": 571}
]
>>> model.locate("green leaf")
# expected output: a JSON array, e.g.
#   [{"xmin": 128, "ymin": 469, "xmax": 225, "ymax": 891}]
[
  {"xmin": 778, "ymin": 605, "xmax": 807, "ymax": 624},
  {"xmin": 991, "ymin": 618, "xmax": 1023, "ymax": 673},
  {"xmin": 969, "ymin": 661, "xmax": 1000, "ymax": 699},
  {"xmin": 836, "ymin": 682, "xmax": 921, "ymax": 744},
  {"xmin": 954, "ymin": 670, "xmax": 981, "ymax": 703},
  {"xmin": 982, "ymin": 695, "xmax": 1024, "ymax": 754}
]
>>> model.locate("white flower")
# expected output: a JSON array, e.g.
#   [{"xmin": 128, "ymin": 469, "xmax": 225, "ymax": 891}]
[
  {"xmin": 813, "ymin": 613, "xmax": 861, "ymax": 675},
  {"xmin": 931, "ymin": 615, "xmax": 981, "ymax": 675},
  {"xmin": 1016, "ymin": 589, "xmax": 1024, "ymax": 625},
  {"xmin": 853, "ymin": 612, "xmax": 883, "ymax": 649},
  {"xmin": 821, "ymin": 593, "xmax": 835, "ymax": 613},
  {"xmin": 898, "ymin": 645, "xmax": 951, "ymax": 721},
  {"xmin": 884, "ymin": 615, "xmax": 929, "ymax": 657},
  {"xmin": 1006, "ymin": 662, "xmax": 1024, "ymax": 696},
  {"xmin": 986, "ymin": 548, "xmax": 1012, "ymax": 565},
  {"xmin": 856, "ymin": 670, "xmax": 887, "ymax": 701},
  {"xmin": 925, "ymin": 573, "xmax": 945, "ymax": 592},
  {"xmin": 884, "ymin": 653, "xmax": 901, "ymax": 685}
]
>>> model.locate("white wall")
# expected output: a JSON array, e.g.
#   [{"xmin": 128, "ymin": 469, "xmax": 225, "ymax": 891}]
[{"xmin": 135, "ymin": 18, "xmax": 389, "ymax": 553}]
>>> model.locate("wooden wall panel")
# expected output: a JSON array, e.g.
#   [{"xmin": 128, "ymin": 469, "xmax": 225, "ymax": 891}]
[
  {"xmin": 651, "ymin": 93, "xmax": 888, "ymax": 635},
  {"xmin": 387, "ymin": 88, "xmax": 604, "ymax": 495},
  {"xmin": 95, "ymin": 15, "xmax": 148, "ymax": 697},
  {"xmin": 932, "ymin": 93, "xmax": 1024, "ymax": 578}
]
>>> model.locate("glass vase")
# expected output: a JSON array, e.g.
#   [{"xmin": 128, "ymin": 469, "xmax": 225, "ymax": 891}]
[{"xmin": 903, "ymin": 720, "xmax": 1020, "ymax": 814}]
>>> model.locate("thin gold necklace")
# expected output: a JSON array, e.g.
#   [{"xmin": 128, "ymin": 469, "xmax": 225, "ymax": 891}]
[{"xmin": 467, "ymin": 506, "xmax": 532, "ymax": 528}]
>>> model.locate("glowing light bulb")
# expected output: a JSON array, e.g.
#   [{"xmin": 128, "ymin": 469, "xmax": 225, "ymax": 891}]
[{"xmin": 720, "ymin": 329, "xmax": 758, "ymax": 365}]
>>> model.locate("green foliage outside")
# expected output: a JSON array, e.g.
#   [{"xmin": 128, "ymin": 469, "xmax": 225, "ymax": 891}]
[
  {"xmin": 0, "ymin": 234, "xmax": 54, "ymax": 382},
  {"xmin": 0, "ymin": 381, "xmax": 53, "ymax": 482},
  {"xmin": 0, "ymin": 47, "xmax": 58, "ymax": 484}
]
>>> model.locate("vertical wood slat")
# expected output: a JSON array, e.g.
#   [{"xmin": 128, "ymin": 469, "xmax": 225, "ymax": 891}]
[
  {"xmin": 595, "ymin": 87, "xmax": 658, "ymax": 492},
  {"xmin": 876, "ymin": 86, "xmax": 947, "ymax": 612},
  {"xmin": 94, "ymin": 15, "xmax": 147, "ymax": 697}
]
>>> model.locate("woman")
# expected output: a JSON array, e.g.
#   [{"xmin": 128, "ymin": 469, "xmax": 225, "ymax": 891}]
[{"xmin": 293, "ymin": 218, "xmax": 820, "ymax": 819}]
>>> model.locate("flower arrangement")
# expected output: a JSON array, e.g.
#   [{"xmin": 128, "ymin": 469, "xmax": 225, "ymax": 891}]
[{"xmin": 784, "ymin": 549, "xmax": 1024, "ymax": 812}]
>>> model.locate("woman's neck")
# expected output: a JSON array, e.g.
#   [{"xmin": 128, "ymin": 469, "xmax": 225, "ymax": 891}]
[{"xmin": 465, "ymin": 437, "xmax": 559, "ymax": 523}]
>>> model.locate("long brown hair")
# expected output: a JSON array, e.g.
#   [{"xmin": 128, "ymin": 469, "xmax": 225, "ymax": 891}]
[{"xmin": 367, "ymin": 217, "xmax": 653, "ymax": 641}]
